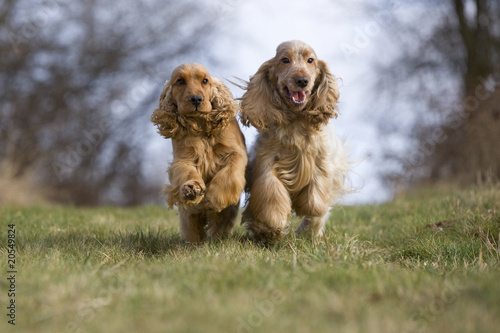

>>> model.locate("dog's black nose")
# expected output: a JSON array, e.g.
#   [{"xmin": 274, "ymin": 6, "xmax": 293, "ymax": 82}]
[
  {"xmin": 189, "ymin": 95, "xmax": 203, "ymax": 106},
  {"xmin": 294, "ymin": 76, "xmax": 309, "ymax": 88}
]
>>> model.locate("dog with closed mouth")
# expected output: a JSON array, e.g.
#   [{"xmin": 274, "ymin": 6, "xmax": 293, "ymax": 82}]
[{"xmin": 152, "ymin": 63, "xmax": 247, "ymax": 243}]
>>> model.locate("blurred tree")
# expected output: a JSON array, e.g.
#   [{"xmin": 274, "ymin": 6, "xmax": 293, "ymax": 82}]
[
  {"xmin": 0, "ymin": 0, "xmax": 219, "ymax": 205},
  {"xmin": 376, "ymin": 0, "xmax": 500, "ymax": 190}
]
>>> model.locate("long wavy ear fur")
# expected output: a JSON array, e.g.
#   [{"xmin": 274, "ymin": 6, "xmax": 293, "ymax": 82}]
[
  {"xmin": 241, "ymin": 60, "xmax": 286, "ymax": 131},
  {"xmin": 211, "ymin": 78, "xmax": 239, "ymax": 119},
  {"xmin": 307, "ymin": 60, "xmax": 340, "ymax": 127},
  {"xmin": 151, "ymin": 81, "xmax": 181, "ymax": 139}
]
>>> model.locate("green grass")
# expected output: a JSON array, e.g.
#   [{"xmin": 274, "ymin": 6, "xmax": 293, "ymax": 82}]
[{"xmin": 1, "ymin": 185, "xmax": 499, "ymax": 333}]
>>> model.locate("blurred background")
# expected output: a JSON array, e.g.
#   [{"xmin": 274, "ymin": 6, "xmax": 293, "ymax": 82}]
[{"xmin": 1, "ymin": 0, "xmax": 499, "ymax": 206}]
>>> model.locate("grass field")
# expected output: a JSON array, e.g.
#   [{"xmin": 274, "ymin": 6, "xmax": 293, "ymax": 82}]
[{"xmin": 1, "ymin": 185, "xmax": 499, "ymax": 333}]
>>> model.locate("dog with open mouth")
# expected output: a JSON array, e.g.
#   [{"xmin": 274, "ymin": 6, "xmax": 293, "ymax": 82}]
[{"xmin": 240, "ymin": 40, "xmax": 349, "ymax": 241}]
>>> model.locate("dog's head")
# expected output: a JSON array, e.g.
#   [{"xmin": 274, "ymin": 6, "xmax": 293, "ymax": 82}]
[
  {"xmin": 152, "ymin": 63, "xmax": 238, "ymax": 139},
  {"xmin": 241, "ymin": 40, "xmax": 340, "ymax": 131}
]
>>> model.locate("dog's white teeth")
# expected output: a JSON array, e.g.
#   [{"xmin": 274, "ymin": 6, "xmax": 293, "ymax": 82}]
[{"xmin": 292, "ymin": 96, "xmax": 297, "ymax": 102}]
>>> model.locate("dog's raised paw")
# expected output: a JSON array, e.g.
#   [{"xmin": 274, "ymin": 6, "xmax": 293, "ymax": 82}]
[{"xmin": 181, "ymin": 181, "xmax": 205, "ymax": 200}]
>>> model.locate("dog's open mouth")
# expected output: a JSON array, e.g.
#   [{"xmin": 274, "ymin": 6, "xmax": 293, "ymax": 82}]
[{"xmin": 284, "ymin": 86, "xmax": 307, "ymax": 106}]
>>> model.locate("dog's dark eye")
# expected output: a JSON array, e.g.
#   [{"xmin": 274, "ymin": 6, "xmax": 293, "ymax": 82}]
[
  {"xmin": 176, "ymin": 78, "xmax": 185, "ymax": 85},
  {"xmin": 307, "ymin": 58, "xmax": 314, "ymax": 64},
  {"xmin": 202, "ymin": 78, "xmax": 209, "ymax": 84},
  {"xmin": 281, "ymin": 58, "xmax": 290, "ymax": 64}
]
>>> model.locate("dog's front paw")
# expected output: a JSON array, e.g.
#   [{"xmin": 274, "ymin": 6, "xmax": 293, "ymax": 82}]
[{"xmin": 181, "ymin": 180, "xmax": 205, "ymax": 202}]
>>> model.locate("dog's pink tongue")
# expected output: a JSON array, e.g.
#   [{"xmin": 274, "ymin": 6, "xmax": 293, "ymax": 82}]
[{"xmin": 292, "ymin": 91, "xmax": 306, "ymax": 102}]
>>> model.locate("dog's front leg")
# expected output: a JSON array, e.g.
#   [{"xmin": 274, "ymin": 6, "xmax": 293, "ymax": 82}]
[
  {"xmin": 242, "ymin": 162, "xmax": 292, "ymax": 241},
  {"xmin": 165, "ymin": 161, "xmax": 206, "ymax": 207},
  {"xmin": 204, "ymin": 152, "xmax": 247, "ymax": 213},
  {"xmin": 293, "ymin": 169, "xmax": 332, "ymax": 237}
]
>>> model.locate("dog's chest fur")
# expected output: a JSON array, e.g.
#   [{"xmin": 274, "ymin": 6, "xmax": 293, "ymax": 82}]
[
  {"xmin": 177, "ymin": 135, "xmax": 227, "ymax": 183},
  {"xmin": 260, "ymin": 127, "xmax": 327, "ymax": 193}
]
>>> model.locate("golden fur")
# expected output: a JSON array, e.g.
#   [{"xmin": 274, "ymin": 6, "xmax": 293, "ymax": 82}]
[
  {"xmin": 240, "ymin": 40, "xmax": 349, "ymax": 241},
  {"xmin": 151, "ymin": 63, "xmax": 247, "ymax": 243}
]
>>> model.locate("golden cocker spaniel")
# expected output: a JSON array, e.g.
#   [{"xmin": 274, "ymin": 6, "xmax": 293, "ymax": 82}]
[
  {"xmin": 151, "ymin": 63, "xmax": 247, "ymax": 243},
  {"xmin": 240, "ymin": 40, "xmax": 349, "ymax": 241}
]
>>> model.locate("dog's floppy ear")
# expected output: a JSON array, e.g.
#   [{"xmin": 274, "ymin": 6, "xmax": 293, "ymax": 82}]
[
  {"xmin": 241, "ymin": 59, "xmax": 285, "ymax": 131},
  {"xmin": 151, "ymin": 80, "xmax": 182, "ymax": 139},
  {"xmin": 312, "ymin": 60, "xmax": 340, "ymax": 119},
  {"xmin": 211, "ymin": 77, "xmax": 239, "ymax": 118}
]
